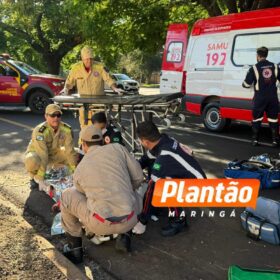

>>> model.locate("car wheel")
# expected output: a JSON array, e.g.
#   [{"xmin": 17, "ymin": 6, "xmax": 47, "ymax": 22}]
[
  {"xmin": 202, "ymin": 103, "xmax": 231, "ymax": 132},
  {"xmin": 28, "ymin": 90, "xmax": 52, "ymax": 114}
]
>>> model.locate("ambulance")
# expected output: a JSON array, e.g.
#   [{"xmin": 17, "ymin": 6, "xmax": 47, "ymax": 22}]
[{"xmin": 160, "ymin": 7, "xmax": 280, "ymax": 131}]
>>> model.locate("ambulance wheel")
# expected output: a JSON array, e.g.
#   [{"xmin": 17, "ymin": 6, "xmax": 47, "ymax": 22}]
[
  {"xmin": 177, "ymin": 113, "xmax": 186, "ymax": 123},
  {"xmin": 162, "ymin": 118, "xmax": 171, "ymax": 128},
  {"xmin": 28, "ymin": 90, "xmax": 52, "ymax": 114},
  {"xmin": 202, "ymin": 103, "xmax": 230, "ymax": 132}
]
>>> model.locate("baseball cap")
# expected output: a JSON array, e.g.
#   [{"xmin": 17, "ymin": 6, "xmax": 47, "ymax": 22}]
[
  {"xmin": 81, "ymin": 125, "xmax": 103, "ymax": 142},
  {"xmin": 45, "ymin": 104, "xmax": 62, "ymax": 115},
  {"xmin": 81, "ymin": 46, "xmax": 93, "ymax": 59}
]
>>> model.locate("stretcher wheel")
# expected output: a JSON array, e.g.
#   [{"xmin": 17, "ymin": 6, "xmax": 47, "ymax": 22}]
[
  {"xmin": 177, "ymin": 113, "xmax": 186, "ymax": 123},
  {"xmin": 163, "ymin": 118, "xmax": 171, "ymax": 128}
]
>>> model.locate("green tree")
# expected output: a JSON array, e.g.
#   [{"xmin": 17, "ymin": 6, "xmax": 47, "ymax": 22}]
[
  {"xmin": 170, "ymin": 0, "xmax": 280, "ymax": 17},
  {"xmin": 0, "ymin": 0, "xmax": 93, "ymax": 74}
]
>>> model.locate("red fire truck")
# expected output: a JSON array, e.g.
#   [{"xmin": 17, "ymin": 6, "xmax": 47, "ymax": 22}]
[{"xmin": 0, "ymin": 54, "xmax": 65, "ymax": 113}]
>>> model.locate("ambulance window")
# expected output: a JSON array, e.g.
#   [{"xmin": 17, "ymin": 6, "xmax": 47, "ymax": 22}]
[
  {"xmin": 232, "ymin": 32, "xmax": 280, "ymax": 66},
  {"xmin": 166, "ymin": 42, "xmax": 183, "ymax": 63}
]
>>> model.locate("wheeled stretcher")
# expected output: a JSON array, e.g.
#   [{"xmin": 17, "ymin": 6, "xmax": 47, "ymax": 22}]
[{"xmin": 53, "ymin": 92, "xmax": 184, "ymax": 155}]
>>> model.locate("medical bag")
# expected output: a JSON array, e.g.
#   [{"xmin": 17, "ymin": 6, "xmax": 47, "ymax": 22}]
[
  {"xmin": 224, "ymin": 154, "xmax": 280, "ymax": 189},
  {"xmin": 240, "ymin": 197, "xmax": 280, "ymax": 245}
]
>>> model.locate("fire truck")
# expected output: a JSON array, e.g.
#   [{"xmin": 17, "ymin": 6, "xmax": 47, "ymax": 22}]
[{"xmin": 0, "ymin": 54, "xmax": 65, "ymax": 114}]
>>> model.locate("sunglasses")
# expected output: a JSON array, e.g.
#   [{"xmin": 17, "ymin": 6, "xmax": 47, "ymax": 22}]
[{"xmin": 48, "ymin": 113, "xmax": 62, "ymax": 118}]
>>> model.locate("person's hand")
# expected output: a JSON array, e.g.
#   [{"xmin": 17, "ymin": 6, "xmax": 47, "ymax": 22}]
[
  {"xmin": 51, "ymin": 200, "xmax": 61, "ymax": 212},
  {"xmin": 38, "ymin": 180, "xmax": 49, "ymax": 192},
  {"xmin": 59, "ymin": 88, "xmax": 69, "ymax": 96},
  {"xmin": 114, "ymin": 88, "xmax": 125, "ymax": 96},
  {"xmin": 34, "ymin": 177, "xmax": 49, "ymax": 192},
  {"xmin": 132, "ymin": 221, "xmax": 146, "ymax": 234}
]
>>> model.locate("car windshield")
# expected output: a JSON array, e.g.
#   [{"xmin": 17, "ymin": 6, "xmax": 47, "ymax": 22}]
[
  {"xmin": 114, "ymin": 74, "xmax": 131, "ymax": 80},
  {"xmin": 9, "ymin": 60, "xmax": 42, "ymax": 75}
]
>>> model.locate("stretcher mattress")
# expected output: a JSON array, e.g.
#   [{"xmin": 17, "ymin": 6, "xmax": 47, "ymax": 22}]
[{"xmin": 53, "ymin": 92, "xmax": 183, "ymax": 106}]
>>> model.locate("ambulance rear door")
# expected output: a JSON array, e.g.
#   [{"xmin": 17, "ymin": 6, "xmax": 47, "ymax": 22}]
[
  {"xmin": 160, "ymin": 24, "xmax": 188, "ymax": 94},
  {"xmin": 185, "ymin": 32, "xmax": 229, "ymax": 101},
  {"xmin": 223, "ymin": 28, "xmax": 280, "ymax": 121}
]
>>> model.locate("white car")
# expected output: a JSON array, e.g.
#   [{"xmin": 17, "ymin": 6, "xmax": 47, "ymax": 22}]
[{"xmin": 106, "ymin": 73, "xmax": 140, "ymax": 94}]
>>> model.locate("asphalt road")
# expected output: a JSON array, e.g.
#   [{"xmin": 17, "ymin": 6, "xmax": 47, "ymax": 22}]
[
  {"xmin": 0, "ymin": 102, "xmax": 280, "ymax": 280},
  {"xmin": 0, "ymin": 103, "xmax": 278, "ymax": 178}
]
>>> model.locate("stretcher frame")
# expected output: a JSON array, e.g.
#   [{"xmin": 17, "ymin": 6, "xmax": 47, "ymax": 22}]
[{"xmin": 53, "ymin": 93, "xmax": 184, "ymax": 155}]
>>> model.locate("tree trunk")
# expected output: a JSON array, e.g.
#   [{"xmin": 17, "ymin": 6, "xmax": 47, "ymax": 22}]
[
  {"xmin": 225, "ymin": 0, "xmax": 238, "ymax": 13},
  {"xmin": 198, "ymin": 0, "xmax": 223, "ymax": 16},
  {"xmin": 43, "ymin": 53, "xmax": 62, "ymax": 75}
]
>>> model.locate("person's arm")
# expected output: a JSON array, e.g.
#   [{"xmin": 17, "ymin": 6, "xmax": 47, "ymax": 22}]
[
  {"xmin": 32, "ymin": 128, "xmax": 49, "ymax": 181},
  {"xmin": 63, "ymin": 67, "xmax": 77, "ymax": 95},
  {"xmin": 101, "ymin": 66, "xmax": 115, "ymax": 89},
  {"xmin": 73, "ymin": 167, "xmax": 85, "ymax": 194},
  {"xmin": 149, "ymin": 156, "xmax": 168, "ymax": 182},
  {"xmin": 101, "ymin": 67, "xmax": 124, "ymax": 95},
  {"xmin": 62, "ymin": 124, "xmax": 77, "ymax": 173},
  {"xmin": 242, "ymin": 67, "xmax": 255, "ymax": 88},
  {"xmin": 139, "ymin": 153, "xmax": 156, "ymax": 179},
  {"xmin": 277, "ymin": 64, "xmax": 280, "ymax": 82},
  {"xmin": 122, "ymin": 147, "xmax": 144, "ymax": 190}
]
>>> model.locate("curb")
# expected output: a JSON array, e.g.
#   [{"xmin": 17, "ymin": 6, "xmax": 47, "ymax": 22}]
[{"xmin": 0, "ymin": 193, "xmax": 90, "ymax": 280}]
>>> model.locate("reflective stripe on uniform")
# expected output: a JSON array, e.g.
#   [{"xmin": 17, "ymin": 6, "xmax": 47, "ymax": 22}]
[
  {"xmin": 92, "ymin": 211, "xmax": 134, "ymax": 224},
  {"xmin": 252, "ymin": 117, "xmax": 263, "ymax": 122},
  {"xmin": 160, "ymin": 150, "xmax": 205, "ymax": 179},
  {"xmin": 151, "ymin": 174, "xmax": 160, "ymax": 182},
  {"xmin": 253, "ymin": 65, "xmax": 259, "ymax": 91},
  {"xmin": 243, "ymin": 81, "xmax": 251, "ymax": 88},
  {"xmin": 268, "ymin": 118, "xmax": 278, "ymax": 123},
  {"xmin": 274, "ymin": 64, "xmax": 279, "ymax": 86}
]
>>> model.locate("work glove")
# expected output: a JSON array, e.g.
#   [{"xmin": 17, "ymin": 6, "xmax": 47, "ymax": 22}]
[{"xmin": 132, "ymin": 221, "xmax": 146, "ymax": 235}]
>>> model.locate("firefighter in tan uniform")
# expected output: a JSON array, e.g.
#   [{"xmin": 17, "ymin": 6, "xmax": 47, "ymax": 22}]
[
  {"xmin": 24, "ymin": 104, "xmax": 77, "ymax": 189},
  {"xmin": 63, "ymin": 46, "xmax": 123, "ymax": 129},
  {"xmin": 60, "ymin": 125, "xmax": 143, "ymax": 263}
]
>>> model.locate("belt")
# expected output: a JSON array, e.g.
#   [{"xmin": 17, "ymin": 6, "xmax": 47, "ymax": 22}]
[{"xmin": 93, "ymin": 211, "xmax": 134, "ymax": 224}]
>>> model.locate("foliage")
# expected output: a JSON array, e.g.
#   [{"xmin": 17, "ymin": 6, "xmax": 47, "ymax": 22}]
[
  {"xmin": 0, "ymin": 0, "xmax": 93, "ymax": 73},
  {"xmin": 1, "ymin": 0, "xmax": 279, "ymax": 77}
]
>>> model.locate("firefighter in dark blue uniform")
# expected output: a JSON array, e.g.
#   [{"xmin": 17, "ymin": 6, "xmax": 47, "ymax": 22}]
[
  {"xmin": 133, "ymin": 121, "xmax": 206, "ymax": 237},
  {"xmin": 242, "ymin": 46, "xmax": 280, "ymax": 147}
]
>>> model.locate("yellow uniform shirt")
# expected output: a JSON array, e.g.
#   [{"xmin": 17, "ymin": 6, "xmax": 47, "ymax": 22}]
[
  {"xmin": 65, "ymin": 61, "xmax": 115, "ymax": 96},
  {"xmin": 26, "ymin": 121, "xmax": 77, "ymax": 179}
]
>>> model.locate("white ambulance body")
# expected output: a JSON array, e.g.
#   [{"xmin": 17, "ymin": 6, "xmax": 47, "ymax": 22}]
[{"xmin": 160, "ymin": 8, "xmax": 280, "ymax": 131}]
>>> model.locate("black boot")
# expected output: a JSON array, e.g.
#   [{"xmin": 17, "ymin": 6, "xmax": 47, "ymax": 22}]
[
  {"xmin": 271, "ymin": 128, "xmax": 279, "ymax": 148},
  {"xmin": 252, "ymin": 127, "xmax": 259, "ymax": 146},
  {"xmin": 30, "ymin": 179, "xmax": 39, "ymax": 190},
  {"xmin": 161, "ymin": 218, "xmax": 187, "ymax": 237},
  {"xmin": 115, "ymin": 232, "xmax": 131, "ymax": 253},
  {"xmin": 63, "ymin": 233, "xmax": 83, "ymax": 264}
]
